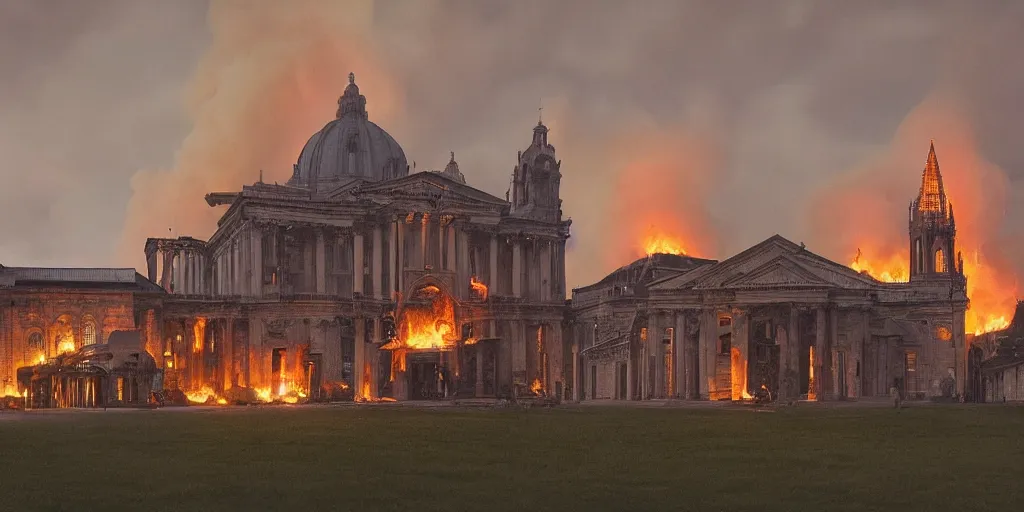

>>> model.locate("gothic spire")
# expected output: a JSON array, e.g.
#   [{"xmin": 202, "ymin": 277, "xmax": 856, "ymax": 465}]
[{"xmin": 916, "ymin": 140, "xmax": 948, "ymax": 215}]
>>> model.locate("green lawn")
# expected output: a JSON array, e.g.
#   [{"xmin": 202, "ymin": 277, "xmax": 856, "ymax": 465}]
[{"xmin": 1, "ymin": 404, "xmax": 1022, "ymax": 511}]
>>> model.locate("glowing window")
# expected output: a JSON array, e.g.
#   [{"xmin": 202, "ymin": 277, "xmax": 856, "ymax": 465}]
[
  {"xmin": 83, "ymin": 321, "xmax": 97, "ymax": 346},
  {"xmin": 935, "ymin": 249, "xmax": 946, "ymax": 273}
]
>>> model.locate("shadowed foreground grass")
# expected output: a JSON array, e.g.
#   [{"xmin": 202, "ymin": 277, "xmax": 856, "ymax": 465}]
[{"xmin": 1, "ymin": 405, "xmax": 1022, "ymax": 511}]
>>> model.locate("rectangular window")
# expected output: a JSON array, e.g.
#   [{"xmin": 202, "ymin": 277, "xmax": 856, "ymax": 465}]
[{"xmin": 906, "ymin": 351, "xmax": 917, "ymax": 372}]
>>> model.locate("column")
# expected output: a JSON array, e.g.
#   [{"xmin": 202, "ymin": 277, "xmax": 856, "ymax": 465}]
[
  {"xmin": 197, "ymin": 255, "xmax": 205, "ymax": 295},
  {"xmin": 388, "ymin": 220, "xmax": 398, "ymax": 299},
  {"xmin": 315, "ymin": 229, "xmax": 326, "ymax": 295},
  {"xmin": 626, "ymin": 343, "xmax": 635, "ymax": 401},
  {"xmin": 372, "ymin": 226, "xmax": 383, "ymax": 298},
  {"xmin": 651, "ymin": 314, "xmax": 663, "ymax": 399},
  {"xmin": 829, "ymin": 307, "xmax": 839, "ymax": 400},
  {"xmin": 782, "ymin": 305, "xmax": 797, "ymax": 399},
  {"xmin": 571, "ymin": 343, "xmax": 579, "ymax": 401},
  {"xmin": 436, "ymin": 219, "xmax": 445, "ymax": 271},
  {"xmin": 675, "ymin": 312, "xmax": 686, "ymax": 399},
  {"xmin": 512, "ymin": 321, "xmax": 527, "ymax": 388},
  {"xmin": 353, "ymin": 317, "xmax": 365, "ymax": 400},
  {"xmin": 699, "ymin": 308, "xmax": 714, "ymax": 399},
  {"xmin": 223, "ymin": 320, "xmax": 235, "ymax": 390},
  {"xmin": 369, "ymin": 318, "xmax": 380, "ymax": 399},
  {"xmin": 814, "ymin": 306, "xmax": 825, "ymax": 400},
  {"xmin": 183, "ymin": 253, "xmax": 192, "ymax": 294},
  {"xmin": 420, "ymin": 214, "xmax": 428, "ymax": 269},
  {"xmin": 251, "ymin": 228, "xmax": 262, "ymax": 298},
  {"xmin": 446, "ymin": 223, "xmax": 456, "ymax": 272},
  {"xmin": 475, "ymin": 344, "xmax": 484, "ymax": 397},
  {"xmin": 511, "ymin": 240, "xmax": 522, "ymax": 297},
  {"xmin": 540, "ymin": 241, "xmax": 552, "ymax": 302},
  {"xmin": 457, "ymin": 227, "xmax": 470, "ymax": 299},
  {"xmin": 489, "ymin": 235, "xmax": 498, "ymax": 294},
  {"xmin": 397, "ymin": 220, "xmax": 405, "ymax": 295},
  {"xmin": 353, "ymin": 232, "xmax": 364, "ymax": 295},
  {"xmin": 855, "ymin": 309, "xmax": 868, "ymax": 398}
]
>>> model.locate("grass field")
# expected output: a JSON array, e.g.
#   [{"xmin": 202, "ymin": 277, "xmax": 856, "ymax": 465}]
[{"xmin": 1, "ymin": 404, "xmax": 1022, "ymax": 511}]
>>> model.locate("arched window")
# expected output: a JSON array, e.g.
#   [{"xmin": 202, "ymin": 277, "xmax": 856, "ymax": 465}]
[
  {"xmin": 935, "ymin": 249, "xmax": 946, "ymax": 273},
  {"xmin": 83, "ymin": 320, "xmax": 97, "ymax": 346},
  {"xmin": 27, "ymin": 332, "xmax": 44, "ymax": 359}
]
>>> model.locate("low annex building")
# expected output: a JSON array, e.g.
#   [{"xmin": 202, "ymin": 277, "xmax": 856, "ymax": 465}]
[{"xmin": 571, "ymin": 143, "xmax": 969, "ymax": 402}]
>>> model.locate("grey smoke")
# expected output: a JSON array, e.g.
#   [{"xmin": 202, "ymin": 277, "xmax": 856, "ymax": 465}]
[{"xmin": 1, "ymin": 0, "xmax": 1022, "ymax": 293}]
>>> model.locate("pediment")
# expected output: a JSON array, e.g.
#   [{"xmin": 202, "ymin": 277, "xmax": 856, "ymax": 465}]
[
  {"xmin": 357, "ymin": 172, "xmax": 509, "ymax": 209},
  {"xmin": 709, "ymin": 257, "xmax": 831, "ymax": 290}
]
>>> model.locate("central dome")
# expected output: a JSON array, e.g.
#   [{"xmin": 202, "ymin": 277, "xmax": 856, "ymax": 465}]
[{"xmin": 290, "ymin": 73, "xmax": 409, "ymax": 187}]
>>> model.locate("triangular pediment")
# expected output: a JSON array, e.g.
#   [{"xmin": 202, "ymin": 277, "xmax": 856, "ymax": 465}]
[
  {"xmin": 357, "ymin": 172, "xmax": 509, "ymax": 208},
  {"xmin": 653, "ymin": 234, "xmax": 881, "ymax": 291},
  {"xmin": 710, "ymin": 256, "xmax": 831, "ymax": 290}
]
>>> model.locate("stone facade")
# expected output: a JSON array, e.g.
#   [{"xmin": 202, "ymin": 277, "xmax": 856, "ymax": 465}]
[
  {"xmin": 138, "ymin": 76, "xmax": 571, "ymax": 402},
  {"xmin": 570, "ymin": 143, "xmax": 969, "ymax": 402}
]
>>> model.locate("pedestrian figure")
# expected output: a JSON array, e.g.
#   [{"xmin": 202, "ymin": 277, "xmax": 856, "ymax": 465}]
[{"xmin": 890, "ymin": 379, "xmax": 902, "ymax": 409}]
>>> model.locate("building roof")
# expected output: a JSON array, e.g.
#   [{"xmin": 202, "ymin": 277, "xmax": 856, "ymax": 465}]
[
  {"xmin": 290, "ymin": 73, "xmax": 409, "ymax": 188},
  {"xmin": 0, "ymin": 266, "xmax": 164, "ymax": 292}
]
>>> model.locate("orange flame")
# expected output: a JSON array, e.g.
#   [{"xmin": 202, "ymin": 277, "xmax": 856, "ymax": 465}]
[
  {"xmin": 849, "ymin": 248, "xmax": 1013, "ymax": 335},
  {"xmin": 470, "ymin": 276, "xmax": 489, "ymax": 301},
  {"xmin": 807, "ymin": 346, "xmax": 817, "ymax": 401},
  {"xmin": 850, "ymin": 248, "xmax": 908, "ymax": 283},
  {"xmin": 729, "ymin": 347, "xmax": 752, "ymax": 400},
  {"xmin": 530, "ymin": 378, "xmax": 543, "ymax": 395},
  {"xmin": 57, "ymin": 339, "xmax": 76, "ymax": 354},
  {"xmin": 193, "ymin": 317, "xmax": 207, "ymax": 353},
  {"xmin": 397, "ymin": 292, "xmax": 458, "ymax": 350},
  {"xmin": 643, "ymin": 226, "xmax": 689, "ymax": 256},
  {"xmin": 185, "ymin": 385, "xmax": 227, "ymax": 405}
]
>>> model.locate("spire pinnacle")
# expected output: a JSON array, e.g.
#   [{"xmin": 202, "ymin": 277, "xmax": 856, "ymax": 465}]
[
  {"xmin": 917, "ymin": 140, "xmax": 947, "ymax": 214},
  {"xmin": 348, "ymin": 72, "xmax": 355, "ymax": 85}
]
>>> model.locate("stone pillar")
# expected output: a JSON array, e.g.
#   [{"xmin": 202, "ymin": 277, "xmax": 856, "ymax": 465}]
[
  {"xmin": 814, "ymin": 306, "xmax": 826, "ymax": 400},
  {"xmin": 397, "ymin": 220, "xmax": 405, "ymax": 295},
  {"xmin": 732, "ymin": 310, "xmax": 749, "ymax": 400},
  {"xmin": 475, "ymin": 344, "xmax": 484, "ymax": 397},
  {"xmin": 540, "ymin": 241, "xmax": 551, "ymax": 302},
  {"xmin": 699, "ymin": 308, "xmax": 714, "ymax": 399},
  {"xmin": 829, "ymin": 307, "xmax": 839, "ymax": 400},
  {"xmin": 372, "ymin": 226, "xmax": 383, "ymax": 299},
  {"xmin": 353, "ymin": 233, "xmax": 364, "ymax": 295},
  {"xmin": 446, "ymin": 223, "xmax": 456, "ymax": 272},
  {"xmin": 855, "ymin": 309, "xmax": 868, "ymax": 398},
  {"xmin": 571, "ymin": 343, "xmax": 579, "ymax": 401},
  {"xmin": 420, "ymin": 215, "xmax": 428, "ymax": 269},
  {"xmin": 315, "ymin": 229, "xmax": 326, "ymax": 295},
  {"xmin": 489, "ymin": 234, "xmax": 498, "ymax": 295},
  {"xmin": 388, "ymin": 220, "xmax": 398, "ymax": 299},
  {"xmin": 251, "ymin": 228, "xmax": 262, "ymax": 298},
  {"xmin": 223, "ymin": 319, "xmax": 235, "ymax": 390},
  {"xmin": 353, "ymin": 317, "xmax": 365, "ymax": 401},
  {"xmin": 369, "ymin": 317, "xmax": 380, "ymax": 399},
  {"xmin": 650, "ymin": 314, "xmax": 663, "ymax": 399},
  {"xmin": 675, "ymin": 312, "xmax": 686, "ymax": 399},
  {"xmin": 626, "ymin": 342, "xmax": 635, "ymax": 401},
  {"xmin": 512, "ymin": 240, "xmax": 522, "ymax": 297}
]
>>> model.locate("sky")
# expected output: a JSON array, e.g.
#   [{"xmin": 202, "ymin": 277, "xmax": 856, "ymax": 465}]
[{"xmin": 2, "ymin": 0, "xmax": 1024, "ymax": 298}]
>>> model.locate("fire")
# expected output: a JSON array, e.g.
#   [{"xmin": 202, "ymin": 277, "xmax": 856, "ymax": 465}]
[
  {"xmin": 3, "ymin": 384, "xmax": 16, "ymax": 397},
  {"xmin": 58, "ymin": 339, "xmax": 76, "ymax": 354},
  {"xmin": 530, "ymin": 378, "xmax": 542, "ymax": 395},
  {"xmin": 397, "ymin": 292, "xmax": 458, "ymax": 350},
  {"xmin": 642, "ymin": 225, "xmax": 688, "ymax": 256},
  {"xmin": 193, "ymin": 317, "xmax": 207, "ymax": 353},
  {"xmin": 185, "ymin": 385, "xmax": 223, "ymax": 405},
  {"xmin": 35, "ymin": 354, "xmax": 46, "ymax": 365},
  {"xmin": 361, "ymin": 362, "xmax": 372, "ymax": 400},
  {"xmin": 849, "ymin": 248, "xmax": 1015, "ymax": 335},
  {"xmin": 807, "ymin": 346, "xmax": 817, "ymax": 401},
  {"xmin": 729, "ymin": 347, "xmax": 752, "ymax": 400},
  {"xmin": 850, "ymin": 248, "xmax": 908, "ymax": 283},
  {"xmin": 469, "ymin": 276, "xmax": 489, "ymax": 301}
]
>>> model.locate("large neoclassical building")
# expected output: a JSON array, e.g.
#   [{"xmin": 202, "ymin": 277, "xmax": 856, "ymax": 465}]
[
  {"xmin": 571, "ymin": 143, "xmax": 969, "ymax": 403},
  {"xmin": 2, "ymin": 74, "xmax": 571, "ymax": 405}
]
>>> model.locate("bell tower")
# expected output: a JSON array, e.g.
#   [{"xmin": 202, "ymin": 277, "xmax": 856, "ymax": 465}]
[
  {"xmin": 510, "ymin": 120, "xmax": 563, "ymax": 222},
  {"xmin": 909, "ymin": 141, "xmax": 962, "ymax": 281}
]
